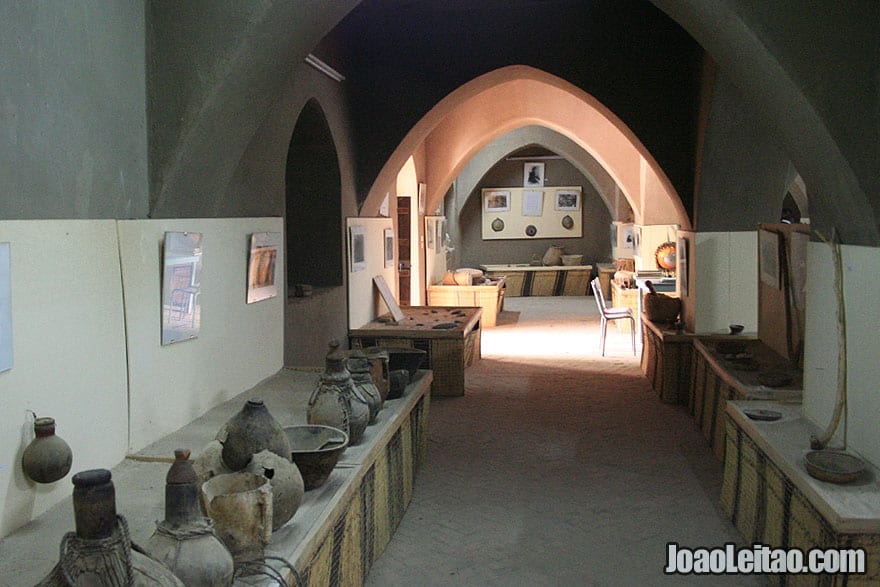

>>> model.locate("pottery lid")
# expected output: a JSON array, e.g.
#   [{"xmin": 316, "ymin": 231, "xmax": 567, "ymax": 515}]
[
  {"xmin": 33, "ymin": 417, "xmax": 56, "ymax": 436},
  {"xmin": 166, "ymin": 449, "xmax": 197, "ymax": 485},
  {"xmin": 73, "ymin": 468, "xmax": 112, "ymax": 488}
]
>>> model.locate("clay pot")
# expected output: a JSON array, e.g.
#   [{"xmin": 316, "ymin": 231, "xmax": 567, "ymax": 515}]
[
  {"xmin": 218, "ymin": 398, "xmax": 291, "ymax": 472},
  {"xmin": 201, "ymin": 472, "xmax": 273, "ymax": 564},
  {"xmin": 21, "ymin": 417, "xmax": 73, "ymax": 484},
  {"xmin": 363, "ymin": 348, "xmax": 390, "ymax": 401},
  {"xmin": 37, "ymin": 469, "xmax": 185, "ymax": 586},
  {"xmin": 348, "ymin": 350, "xmax": 383, "ymax": 423},
  {"xmin": 542, "ymin": 245, "xmax": 565, "ymax": 266},
  {"xmin": 147, "ymin": 449, "xmax": 235, "ymax": 587},
  {"xmin": 309, "ymin": 341, "xmax": 369, "ymax": 445},
  {"xmin": 243, "ymin": 449, "xmax": 304, "ymax": 531}
]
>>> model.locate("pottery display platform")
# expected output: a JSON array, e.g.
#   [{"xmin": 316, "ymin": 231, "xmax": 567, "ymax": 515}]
[
  {"xmin": 349, "ymin": 306, "xmax": 481, "ymax": 397},
  {"xmin": 0, "ymin": 368, "xmax": 432, "ymax": 586},
  {"xmin": 690, "ymin": 337, "xmax": 802, "ymax": 461},
  {"xmin": 480, "ymin": 264, "xmax": 593, "ymax": 297},
  {"xmin": 640, "ymin": 316, "xmax": 692, "ymax": 404},
  {"xmin": 722, "ymin": 401, "xmax": 880, "ymax": 585}
]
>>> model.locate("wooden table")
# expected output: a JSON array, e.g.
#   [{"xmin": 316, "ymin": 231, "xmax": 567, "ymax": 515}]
[{"xmin": 349, "ymin": 306, "xmax": 482, "ymax": 396}]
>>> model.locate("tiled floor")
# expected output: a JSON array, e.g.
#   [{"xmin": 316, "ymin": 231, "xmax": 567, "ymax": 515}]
[{"xmin": 365, "ymin": 296, "xmax": 764, "ymax": 586}]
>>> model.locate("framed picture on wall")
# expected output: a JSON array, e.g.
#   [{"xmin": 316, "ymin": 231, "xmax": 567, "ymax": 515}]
[
  {"xmin": 522, "ymin": 190, "xmax": 543, "ymax": 216},
  {"xmin": 161, "ymin": 231, "xmax": 203, "ymax": 346},
  {"xmin": 384, "ymin": 228, "xmax": 395, "ymax": 268},
  {"xmin": 620, "ymin": 224, "xmax": 635, "ymax": 250},
  {"xmin": 554, "ymin": 189, "xmax": 580, "ymax": 211},
  {"xmin": 246, "ymin": 232, "xmax": 281, "ymax": 304},
  {"xmin": 523, "ymin": 162, "xmax": 544, "ymax": 187},
  {"xmin": 437, "ymin": 218, "xmax": 447, "ymax": 251},
  {"xmin": 484, "ymin": 190, "xmax": 510, "ymax": 212},
  {"xmin": 349, "ymin": 224, "xmax": 366, "ymax": 272},
  {"xmin": 0, "ymin": 242, "xmax": 12, "ymax": 372}
]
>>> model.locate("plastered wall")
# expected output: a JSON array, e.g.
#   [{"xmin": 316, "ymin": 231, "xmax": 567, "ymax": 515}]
[
  {"xmin": 803, "ymin": 243, "xmax": 880, "ymax": 468},
  {"xmin": 693, "ymin": 231, "xmax": 758, "ymax": 334},
  {"xmin": 0, "ymin": 217, "xmax": 285, "ymax": 539},
  {"xmin": 118, "ymin": 218, "xmax": 284, "ymax": 452},
  {"xmin": 346, "ymin": 217, "xmax": 396, "ymax": 331},
  {"xmin": 0, "ymin": 220, "xmax": 129, "ymax": 538}
]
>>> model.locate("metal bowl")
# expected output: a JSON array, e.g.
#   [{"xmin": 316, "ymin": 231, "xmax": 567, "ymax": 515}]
[
  {"xmin": 284, "ymin": 425, "xmax": 348, "ymax": 490},
  {"xmin": 804, "ymin": 450, "xmax": 866, "ymax": 484}
]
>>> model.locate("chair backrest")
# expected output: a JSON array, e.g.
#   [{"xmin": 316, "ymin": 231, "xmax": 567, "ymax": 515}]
[{"xmin": 590, "ymin": 278, "xmax": 608, "ymax": 313}]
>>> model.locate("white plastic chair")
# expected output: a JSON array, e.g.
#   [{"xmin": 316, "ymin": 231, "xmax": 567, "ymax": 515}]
[{"xmin": 590, "ymin": 277, "xmax": 635, "ymax": 356}]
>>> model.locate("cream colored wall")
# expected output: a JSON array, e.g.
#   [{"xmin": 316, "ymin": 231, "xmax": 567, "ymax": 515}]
[
  {"xmin": 803, "ymin": 243, "xmax": 880, "ymax": 468},
  {"xmin": 118, "ymin": 218, "xmax": 284, "ymax": 452},
  {"xmin": 693, "ymin": 232, "xmax": 758, "ymax": 333},
  {"xmin": 346, "ymin": 217, "xmax": 396, "ymax": 330},
  {"xmin": 0, "ymin": 220, "xmax": 129, "ymax": 539},
  {"xmin": 424, "ymin": 216, "xmax": 448, "ymax": 286}
]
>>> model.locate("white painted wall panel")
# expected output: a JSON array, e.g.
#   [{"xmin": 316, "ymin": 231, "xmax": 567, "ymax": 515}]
[{"xmin": 694, "ymin": 231, "xmax": 758, "ymax": 333}]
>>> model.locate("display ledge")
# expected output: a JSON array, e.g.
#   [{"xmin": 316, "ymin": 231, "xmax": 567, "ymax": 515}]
[
  {"xmin": 726, "ymin": 401, "xmax": 880, "ymax": 534},
  {"xmin": 480, "ymin": 263, "xmax": 593, "ymax": 272},
  {"xmin": 693, "ymin": 338, "xmax": 803, "ymax": 401},
  {"xmin": 0, "ymin": 368, "xmax": 432, "ymax": 585}
]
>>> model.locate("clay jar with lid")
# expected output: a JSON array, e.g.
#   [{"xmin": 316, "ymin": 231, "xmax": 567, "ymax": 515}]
[
  {"xmin": 147, "ymin": 450, "xmax": 235, "ymax": 587},
  {"xmin": 308, "ymin": 340, "xmax": 369, "ymax": 445},
  {"xmin": 21, "ymin": 416, "xmax": 73, "ymax": 484},
  {"xmin": 348, "ymin": 350, "xmax": 383, "ymax": 424}
]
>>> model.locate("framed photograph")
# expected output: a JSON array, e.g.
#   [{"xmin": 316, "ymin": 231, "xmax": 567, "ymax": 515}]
[
  {"xmin": 522, "ymin": 190, "xmax": 544, "ymax": 216},
  {"xmin": 161, "ymin": 231, "xmax": 202, "ymax": 345},
  {"xmin": 759, "ymin": 229, "xmax": 780, "ymax": 289},
  {"xmin": 437, "ymin": 217, "xmax": 447, "ymax": 251},
  {"xmin": 349, "ymin": 224, "xmax": 366, "ymax": 272},
  {"xmin": 425, "ymin": 218, "xmax": 436, "ymax": 250},
  {"xmin": 620, "ymin": 224, "xmax": 634, "ymax": 250},
  {"xmin": 555, "ymin": 189, "xmax": 580, "ymax": 211},
  {"xmin": 484, "ymin": 190, "xmax": 511, "ymax": 212},
  {"xmin": 523, "ymin": 162, "xmax": 545, "ymax": 187},
  {"xmin": 384, "ymin": 228, "xmax": 394, "ymax": 268},
  {"xmin": 0, "ymin": 242, "xmax": 12, "ymax": 372},
  {"xmin": 418, "ymin": 182, "xmax": 426, "ymax": 215},
  {"xmin": 247, "ymin": 232, "xmax": 281, "ymax": 304},
  {"xmin": 677, "ymin": 236, "xmax": 689, "ymax": 297}
]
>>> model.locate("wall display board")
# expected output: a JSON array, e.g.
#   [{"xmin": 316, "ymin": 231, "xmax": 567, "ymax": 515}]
[
  {"xmin": 161, "ymin": 232, "xmax": 203, "ymax": 345},
  {"xmin": 0, "ymin": 243, "xmax": 11, "ymax": 371},
  {"xmin": 246, "ymin": 232, "xmax": 280, "ymax": 304},
  {"xmin": 481, "ymin": 186, "xmax": 582, "ymax": 240}
]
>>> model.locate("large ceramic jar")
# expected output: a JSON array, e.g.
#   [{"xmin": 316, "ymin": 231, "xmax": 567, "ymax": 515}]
[
  {"xmin": 218, "ymin": 398, "xmax": 291, "ymax": 471},
  {"xmin": 348, "ymin": 350, "xmax": 383, "ymax": 424},
  {"xmin": 542, "ymin": 244, "xmax": 565, "ymax": 266},
  {"xmin": 243, "ymin": 449, "xmax": 304, "ymax": 531},
  {"xmin": 21, "ymin": 417, "xmax": 73, "ymax": 484},
  {"xmin": 147, "ymin": 450, "xmax": 235, "ymax": 587},
  {"xmin": 36, "ymin": 469, "xmax": 185, "ymax": 586},
  {"xmin": 308, "ymin": 341, "xmax": 357, "ymax": 440}
]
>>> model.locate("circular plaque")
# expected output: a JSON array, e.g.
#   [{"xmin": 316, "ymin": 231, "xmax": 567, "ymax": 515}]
[
  {"xmin": 525, "ymin": 225, "xmax": 537, "ymax": 237},
  {"xmin": 491, "ymin": 218, "xmax": 504, "ymax": 232},
  {"xmin": 561, "ymin": 215, "xmax": 574, "ymax": 229}
]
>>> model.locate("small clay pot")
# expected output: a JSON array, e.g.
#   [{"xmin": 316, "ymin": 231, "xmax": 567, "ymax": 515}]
[
  {"xmin": 21, "ymin": 417, "xmax": 73, "ymax": 484},
  {"xmin": 218, "ymin": 399, "xmax": 291, "ymax": 472}
]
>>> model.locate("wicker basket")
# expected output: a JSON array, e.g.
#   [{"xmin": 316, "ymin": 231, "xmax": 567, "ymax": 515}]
[{"xmin": 644, "ymin": 292, "xmax": 681, "ymax": 323}]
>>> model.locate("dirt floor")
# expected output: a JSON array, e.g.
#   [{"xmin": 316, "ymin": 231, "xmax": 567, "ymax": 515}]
[{"xmin": 365, "ymin": 296, "xmax": 764, "ymax": 586}]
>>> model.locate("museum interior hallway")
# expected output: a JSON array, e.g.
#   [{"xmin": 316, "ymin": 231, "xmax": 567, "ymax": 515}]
[{"xmin": 365, "ymin": 296, "xmax": 764, "ymax": 586}]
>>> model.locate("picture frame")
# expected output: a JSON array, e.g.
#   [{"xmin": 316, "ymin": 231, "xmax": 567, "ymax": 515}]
[
  {"xmin": 484, "ymin": 190, "xmax": 511, "ymax": 212},
  {"xmin": 759, "ymin": 229, "xmax": 780, "ymax": 289},
  {"xmin": 384, "ymin": 228, "xmax": 395, "ymax": 268},
  {"xmin": 161, "ymin": 231, "xmax": 203, "ymax": 345},
  {"xmin": 418, "ymin": 182, "xmax": 426, "ymax": 215},
  {"xmin": 437, "ymin": 217, "xmax": 447, "ymax": 251},
  {"xmin": 620, "ymin": 224, "xmax": 634, "ymax": 250},
  {"xmin": 554, "ymin": 189, "xmax": 580, "ymax": 211},
  {"xmin": 425, "ymin": 218, "xmax": 436, "ymax": 250},
  {"xmin": 246, "ymin": 232, "xmax": 281, "ymax": 304},
  {"xmin": 523, "ymin": 162, "xmax": 545, "ymax": 187},
  {"xmin": 349, "ymin": 224, "xmax": 366, "ymax": 272}
]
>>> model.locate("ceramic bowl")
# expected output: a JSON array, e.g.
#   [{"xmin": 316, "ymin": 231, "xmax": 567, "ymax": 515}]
[
  {"xmin": 728, "ymin": 323, "xmax": 745, "ymax": 335},
  {"xmin": 804, "ymin": 450, "xmax": 865, "ymax": 484},
  {"xmin": 284, "ymin": 425, "xmax": 349, "ymax": 490},
  {"xmin": 561, "ymin": 254, "xmax": 583, "ymax": 266}
]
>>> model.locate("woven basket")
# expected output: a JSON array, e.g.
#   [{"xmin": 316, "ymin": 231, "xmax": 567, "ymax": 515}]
[{"xmin": 644, "ymin": 293, "xmax": 681, "ymax": 323}]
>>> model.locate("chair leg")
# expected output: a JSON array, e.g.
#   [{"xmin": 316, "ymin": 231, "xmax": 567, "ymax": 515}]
[
  {"xmin": 600, "ymin": 317, "xmax": 607, "ymax": 356},
  {"xmin": 629, "ymin": 316, "xmax": 636, "ymax": 355}
]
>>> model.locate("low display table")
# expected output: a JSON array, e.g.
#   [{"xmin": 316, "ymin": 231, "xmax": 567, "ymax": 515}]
[
  {"xmin": 480, "ymin": 264, "xmax": 593, "ymax": 296},
  {"xmin": 426, "ymin": 277, "xmax": 504, "ymax": 327},
  {"xmin": 349, "ymin": 306, "xmax": 482, "ymax": 397}
]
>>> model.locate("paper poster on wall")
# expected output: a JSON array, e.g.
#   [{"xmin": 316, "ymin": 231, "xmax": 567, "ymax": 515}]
[
  {"xmin": 162, "ymin": 232, "xmax": 203, "ymax": 345},
  {"xmin": 522, "ymin": 190, "xmax": 544, "ymax": 216},
  {"xmin": 0, "ymin": 243, "xmax": 12, "ymax": 371},
  {"xmin": 247, "ymin": 232, "xmax": 280, "ymax": 304},
  {"xmin": 677, "ymin": 237, "xmax": 689, "ymax": 297},
  {"xmin": 425, "ymin": 218, "xmax": 436, "ymax": 250},
  {"xmin": 384, "ymin": 228, "xmax": 395, "ymax": 268},
  {"xmin": 759, "ymin": 229, "xmax": 780, "ymax": 289}
]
